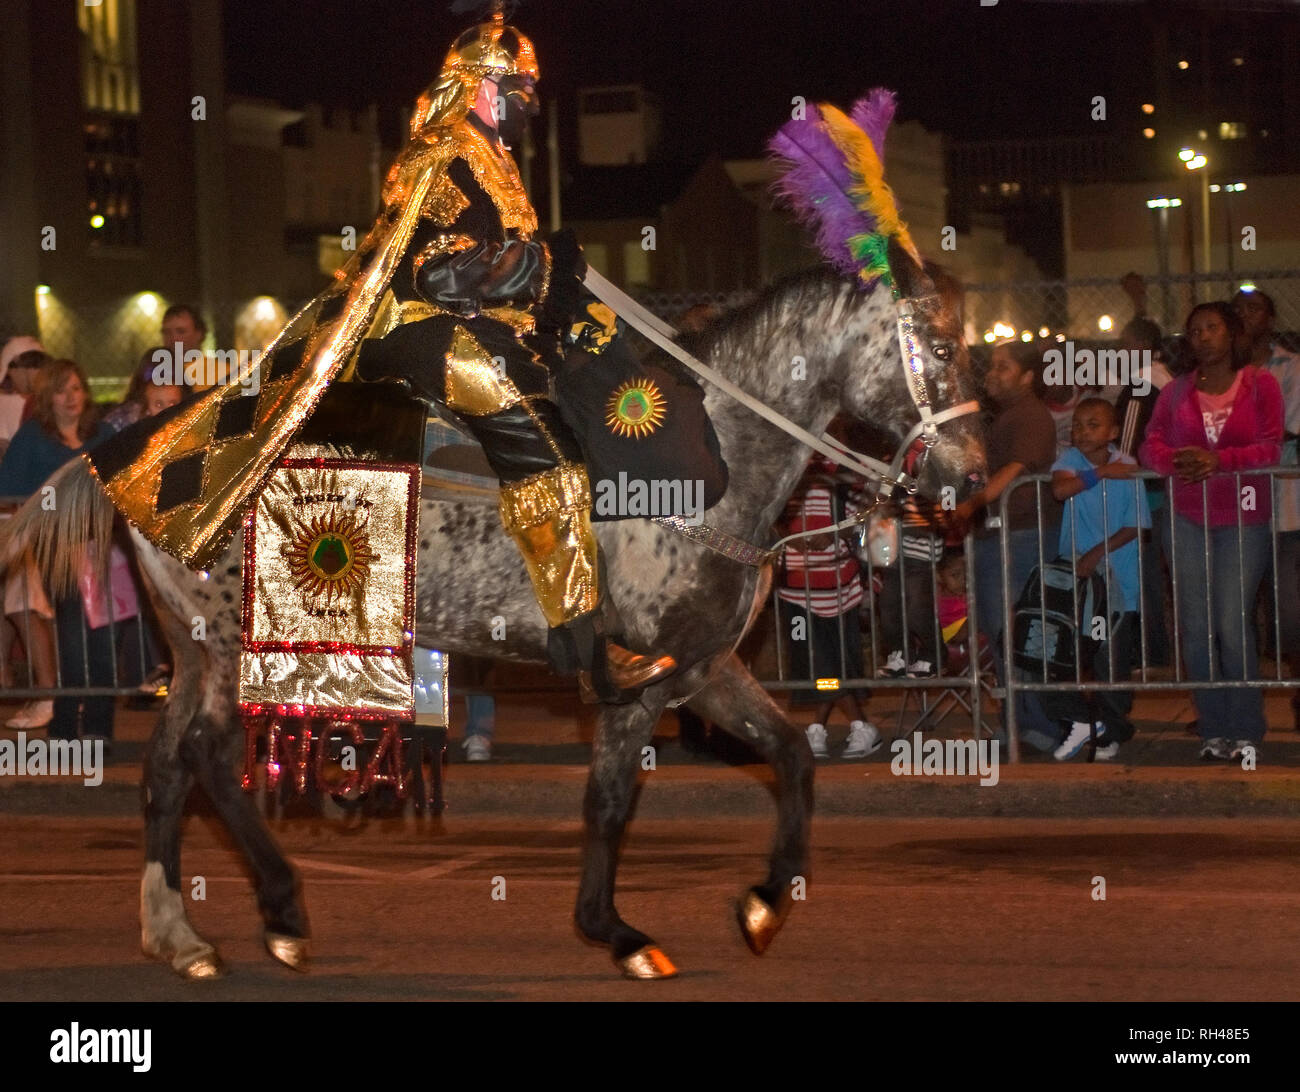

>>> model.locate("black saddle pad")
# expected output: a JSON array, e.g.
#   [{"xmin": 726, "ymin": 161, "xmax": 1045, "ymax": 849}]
[{"xmin": 552, "ymin": 335, "xmax": 729, "ymax": 523}]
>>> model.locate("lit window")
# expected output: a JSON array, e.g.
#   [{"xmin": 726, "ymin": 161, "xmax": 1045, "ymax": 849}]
[
  {"xmin": 1232, "ymin": 57, "xmax": 1244, "ymax": 66},
  {"xmin": 1141, "ymin": 103, "xmax": 1155, "ymax": 114},
  {"xmin": 1143, "ymin": 128, "xmax": 1155, "ymax": 139},
  {"xmin": 1177, "ymin": 60, "xmax": 1190, "ymax": 70}
]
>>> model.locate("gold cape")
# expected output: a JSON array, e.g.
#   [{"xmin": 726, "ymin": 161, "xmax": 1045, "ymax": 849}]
[{"xmin": 95, "ymin": 118, "xmax": 535, "ymax": 571}]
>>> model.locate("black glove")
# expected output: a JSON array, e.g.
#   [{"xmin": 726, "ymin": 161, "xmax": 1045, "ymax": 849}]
[{"xmin": 540, "ymin": 227, "xmax": 587, "ymax": 331}]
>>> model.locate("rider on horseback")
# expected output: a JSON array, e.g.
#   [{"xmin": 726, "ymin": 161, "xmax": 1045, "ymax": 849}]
[{"xmin": 355, "ymin": 11, "xmax": 676, "ymax": 702}]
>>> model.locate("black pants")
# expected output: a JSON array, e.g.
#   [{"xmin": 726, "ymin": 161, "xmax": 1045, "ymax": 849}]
[
  {"xmin": 51, "ymin": 594, "xmax": 130, "ymax": 741},
  {"xmin": 1038, "ymin": 612, "xmax": 1137, "ymax": 740},
  {"xmin": 878, "ymin": 547, "xmax": 943, "ymax": 667}
]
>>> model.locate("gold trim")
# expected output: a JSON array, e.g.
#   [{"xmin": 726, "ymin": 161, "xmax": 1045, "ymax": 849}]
[
  {"xmin": 498, "ymin": 465, "xmax": 597, "ymax": 626},
  {"xmin": 444, "ymin": 325, "xmax": 525, "ymax": 416}
]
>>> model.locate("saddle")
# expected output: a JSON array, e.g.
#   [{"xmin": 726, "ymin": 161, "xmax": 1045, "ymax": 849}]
[{"xmin": 425, "ymin": 335, "xmax": 730, "ymax": 520}]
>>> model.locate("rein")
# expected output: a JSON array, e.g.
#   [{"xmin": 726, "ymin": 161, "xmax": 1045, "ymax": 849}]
[{"xmin": 582, "ymin": 268, "xmax": 979, "ymax": 567}]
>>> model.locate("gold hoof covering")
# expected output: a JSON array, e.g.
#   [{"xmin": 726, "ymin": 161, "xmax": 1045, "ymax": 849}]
[
  {"xmin": 618, "ymin": 945, "xmax": 678, "ymax": 979},
  {"xmin": 738, "ymin": 891, "xmax": 785, "ymax": 956},
  {"xmin": 265, "ymin": 932, "xmax": 311, "ymax": 972},
  {"xmin": 178, "ymin": 953, "xmax": 224, "ymax": 980}
]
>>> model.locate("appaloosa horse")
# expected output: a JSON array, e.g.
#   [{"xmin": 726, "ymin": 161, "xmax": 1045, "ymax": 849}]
[{"xmin": 2, "ymin": 254, "xmax": 985, "ymax": 980}]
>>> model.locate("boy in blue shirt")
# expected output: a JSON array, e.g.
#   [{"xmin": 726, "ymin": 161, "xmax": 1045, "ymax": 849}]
[{"xmin": 1046, "ymin": 398, "xmax": 1152, "ymax": 760}]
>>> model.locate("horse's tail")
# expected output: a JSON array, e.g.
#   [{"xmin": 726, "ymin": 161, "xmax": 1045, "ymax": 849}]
[{"xmin": 0, "ymin": 455, "xmax": 115, "ymax": 597}]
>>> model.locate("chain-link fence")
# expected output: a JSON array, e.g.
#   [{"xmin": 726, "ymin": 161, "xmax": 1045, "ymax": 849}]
[
  {"xmin": 962, "ymin": 269, "xmax": 1300, "ymax": 348},
  {"xmin": 6, "ymin": 268, "xmax": 1298, "ymax": 403}
]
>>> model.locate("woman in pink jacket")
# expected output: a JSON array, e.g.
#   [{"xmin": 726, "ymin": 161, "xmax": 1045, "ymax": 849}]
[{"xmin": 1140, "ymin": 301, "xmax": 1284, "ymax": 760}]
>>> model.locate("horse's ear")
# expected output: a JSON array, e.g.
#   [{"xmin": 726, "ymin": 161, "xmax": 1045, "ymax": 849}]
[{"xmin": 886, "ymin": 236, "xmax": 934, "ymax": 300}]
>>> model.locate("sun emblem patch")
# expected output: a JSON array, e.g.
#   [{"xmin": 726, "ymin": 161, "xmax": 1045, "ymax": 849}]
[
  {"xmin": 605, "ymin": 378, "xmax": 667, "ymax": 439},
  {"xmin": 286, "ymin": 510, "xmax": 378, "ymax": 602}
]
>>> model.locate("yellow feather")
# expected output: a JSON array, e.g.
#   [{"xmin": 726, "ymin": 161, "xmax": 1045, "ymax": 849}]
[{"xmin": 818, "ymin": 103, "xmax": 921, "ymax": 268}]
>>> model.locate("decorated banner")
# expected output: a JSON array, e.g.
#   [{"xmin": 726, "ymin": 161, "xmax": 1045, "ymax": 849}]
[{"xmin": 239, "ymin": 454, "xmax": 420, "ymax": 719}]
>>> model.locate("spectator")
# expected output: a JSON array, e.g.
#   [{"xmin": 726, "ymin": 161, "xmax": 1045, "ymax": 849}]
[
  {"xmin": 934, "ymin": 550, "xmax": 968, "ymax": 646},
  {"xmin": 1113, "ymin": 316, "xmax": 1175, "ymax": 667},
  {"xmin": 955, "ymin": 339, "xmax": 1062, "ymax": 753},
  {"xmin": 0, "ymin": 359, "xmax": 115, "ymax": 744},
  {"xmin": 0, "ymin": 340, "xmax": 50, "ymax": 698},
  {"xmin": 778, "ymin": 454, "xmax": 880, "ymax": 760},
  {"xmin": 877, "ymin": 492, "xmax": 945, "ymax": 678},
  {"xmin": 103, "ymin": 348, "xmax": 168, "ymax": 432},
  {"xmin": 0, "ymin": 337, "xmax": 43, "ymax": 453},
  {"xmin": 160, "ymin": 303, "xmax": 207, "ymax": 357},
  {"xmin": 1234, "ymin": 288, "xmax": 1300, "ymax": 731},
  {"xmin": 1046, "ymin": 398, "xmax": 1150, "ymax": 760},
  {"xmin": 1140, "ymin": 302, "xmax": 1284, "ymax": 761},
  {"xmin": 6, "ymin": 348, "xmax": 47, "ymax": 427}
]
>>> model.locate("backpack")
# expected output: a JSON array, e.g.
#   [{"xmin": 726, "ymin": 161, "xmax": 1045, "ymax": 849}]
[{"xmin": 1011, "ymin": 558, "xmax": 1111, "ymax": 681}]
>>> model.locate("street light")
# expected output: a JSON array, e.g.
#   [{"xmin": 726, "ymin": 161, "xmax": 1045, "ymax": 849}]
[
  {"xmin": 1146, "ymin": 197, "xmax": 1182, "ymax": 328},
  {"xmin": 1181, "ymin": 148, "xmax": 1211, "ymax": 276}
]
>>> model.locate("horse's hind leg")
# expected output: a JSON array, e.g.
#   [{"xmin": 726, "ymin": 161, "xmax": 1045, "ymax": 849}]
[
  {"xmin": 574, "ymin": 697, "xmax": 678, "ymax": 979},
  {"xmin": 685, "ymin": 652, "xmax": 814, "ymax": 955}
]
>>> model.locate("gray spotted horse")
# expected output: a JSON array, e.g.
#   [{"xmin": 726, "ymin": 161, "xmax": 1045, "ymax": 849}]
[{"xmin": 0, "ymin": 254, "xmax": 986, "ymax": 980}]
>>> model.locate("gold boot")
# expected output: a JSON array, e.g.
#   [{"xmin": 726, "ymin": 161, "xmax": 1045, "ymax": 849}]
[{"xmin": 499, "ymin": 464, "xmax": 676, "ymax": 699}]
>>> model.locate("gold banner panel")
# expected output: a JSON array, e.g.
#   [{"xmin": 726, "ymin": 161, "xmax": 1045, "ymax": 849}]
[{"xmin": 240, "ymin": 460, "xmax": 418, "ymax": 716}]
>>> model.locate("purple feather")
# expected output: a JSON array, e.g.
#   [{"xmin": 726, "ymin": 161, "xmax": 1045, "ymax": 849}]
[
  {"xmin": 850, "ymin": 88, "xmax": 897, "ymax": 159},
  {"xmin": 767, "ymin": 106, "xmax": 874, "ymax": 277}
]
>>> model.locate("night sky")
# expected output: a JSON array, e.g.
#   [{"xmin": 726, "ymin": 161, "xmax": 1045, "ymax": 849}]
[{"xmin": 223, "ymin": 0, "xmax": 1153, "ymax": 158}]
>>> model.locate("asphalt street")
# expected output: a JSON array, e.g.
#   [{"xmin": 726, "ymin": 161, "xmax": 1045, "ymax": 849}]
[{"xmin": 1, "ymin": 813, "xmax": 1298, "ymax": 1002}]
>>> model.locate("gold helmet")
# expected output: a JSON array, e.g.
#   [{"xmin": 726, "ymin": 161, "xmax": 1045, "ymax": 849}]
[
  {"xmin": 444, "ymin": 15, "xmax": 539, "ymax": 83},
  {"xmin": 410, "ymin": 12, "xmax": 538, "ymax": 136}
]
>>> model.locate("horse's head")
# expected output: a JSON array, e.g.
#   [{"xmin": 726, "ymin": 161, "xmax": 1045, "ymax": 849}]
[{"xmin": 837, "ymin": 242, "xmax": 987, "ymax": 503}]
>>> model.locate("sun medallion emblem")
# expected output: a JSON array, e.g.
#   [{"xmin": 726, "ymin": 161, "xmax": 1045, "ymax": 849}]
[
  {"xmin": 286, "ymin": 510, "xmax": 378, "ymax": 602},
  {"xmin": 605, "ymin": 378, "xmax": 667, "ymax": 439}
]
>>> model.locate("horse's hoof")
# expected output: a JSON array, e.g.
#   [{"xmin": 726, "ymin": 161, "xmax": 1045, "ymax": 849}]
[
  {"xmin": 618, "ymin": 945, "xmax": 678, "ymax": 979},
  {"xmin": 737, "ymin": 889, "xmax": 786, "ymax": 955},
  {"xmin": 265, "ymin": 932, "xmax": 311, "ymax": 972},
  {"xmin": 178, "ymin": 952, "xmax": 224, "ymax": 980}
]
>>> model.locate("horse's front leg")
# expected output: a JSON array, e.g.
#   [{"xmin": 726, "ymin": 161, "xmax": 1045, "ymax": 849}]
[
  {"xmin": 574, "ymin": 697, "xmax": 678, "ymax": 979},
  {"xmin": 685, "ymin": 652, "xmax": 814, "ymax": 955},
  {"xmin": 141, "ymin": 701, "xmax": 222, "ymax": 979}
]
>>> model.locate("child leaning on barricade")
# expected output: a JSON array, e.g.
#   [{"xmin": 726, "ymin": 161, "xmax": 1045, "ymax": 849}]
[{"xmin": 1045, "ymin": 398, "xmax": 1151, "ymax": 761}]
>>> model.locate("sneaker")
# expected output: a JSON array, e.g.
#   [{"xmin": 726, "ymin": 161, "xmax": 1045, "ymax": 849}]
[
  {"xmin": 841, "ymin": 720, "xmax": 882, "ymax": 759},
  {"xmin": 6, "ymin": 700, "xmax": 53, "ymax": 730},
  {"xmin": 906, "ymin": 660, "xmax": 936, "ymax": 678},
  {"xmin": 877, "ymin": 651, "xmax": 907, "ymax": 678},
  {"xmin": 1229, "ymin": 740, "xmax": 1258, "ymax": 762},
  {"xmin": 806, "ymin": 723, "xmax": 830, "ymax": 758},
  {"xmin": 1053, "ymin": 721, "xmax": 1094, "ymax": 761},
  {"xmin": 1199, "ymin": 737, "xmax": 1232, "ymax": 761},
  {"xmin": 463, "ymin": 736, "xmax": 491, "ymax": 762},
  {"xmin": 1094, "ymin": 742, "xmax": 1120, "ymax": 760}
]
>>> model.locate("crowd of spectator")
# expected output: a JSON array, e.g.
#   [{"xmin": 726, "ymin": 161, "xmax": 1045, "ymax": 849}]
[
  {"xmin": 0, "ymin": 302, "xmax": 202, "ymax": 747},
  {"xmin": 778, "ymin": 285, "xmax": 1300, "ymax": 764}
]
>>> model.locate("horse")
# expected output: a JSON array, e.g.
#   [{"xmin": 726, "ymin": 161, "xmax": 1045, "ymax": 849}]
[{"xmin": 1, "ymin": 254, "xmax": 986, "ymax": 981}]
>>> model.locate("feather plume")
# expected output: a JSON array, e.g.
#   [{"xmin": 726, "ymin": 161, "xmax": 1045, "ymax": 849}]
[
  {"xmin": 818, "ymin": 103, "xmax": 921, "ymax": 270},
  {"xmin": 766, "ymin": 106, "xmax": 871, "ymax": 280},
  {"xmin": 850, "ymin": 88, "xmax": 896, "ymax": 160},
  {"xmin": 767, "ymin": 88, "xmax": 920, "ymax": 289}
]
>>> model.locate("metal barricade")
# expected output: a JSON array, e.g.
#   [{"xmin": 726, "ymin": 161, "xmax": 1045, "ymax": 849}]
[
  {"xmin": 998, "ymin": 468, "xmax": 1300, "ymax": 758},
  {"xmin": 755, "ymin": 488, "xmax": 994, "ymax": 741}
]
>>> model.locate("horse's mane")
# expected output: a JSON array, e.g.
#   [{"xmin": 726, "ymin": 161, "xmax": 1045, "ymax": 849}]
[{"xmin": 678, "ymin": 267, "xmax": 873, "ymax": 368}]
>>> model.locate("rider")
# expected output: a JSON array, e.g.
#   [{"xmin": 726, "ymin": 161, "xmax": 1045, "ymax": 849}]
[{"xmin": 356, "ymin": 12, "xmax": 676, "ymax": 702}]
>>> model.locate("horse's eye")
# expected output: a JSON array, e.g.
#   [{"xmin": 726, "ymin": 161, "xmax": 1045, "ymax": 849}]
[{"xmin": 932, "ymin": 342, "xmax": 953, "ymax": 361}]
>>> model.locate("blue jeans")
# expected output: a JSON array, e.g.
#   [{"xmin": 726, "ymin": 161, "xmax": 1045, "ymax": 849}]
[
  {"xmin": 973, "ymin": 526, "xmax": 1061, "ymax": 753},
  {"xmin": 465, "ymin": 693, "xmax": 495, "ymax": 740},
  {"xmin": 1170, "ymin": 517, "xmax": 1271, "ymax": 744}
]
